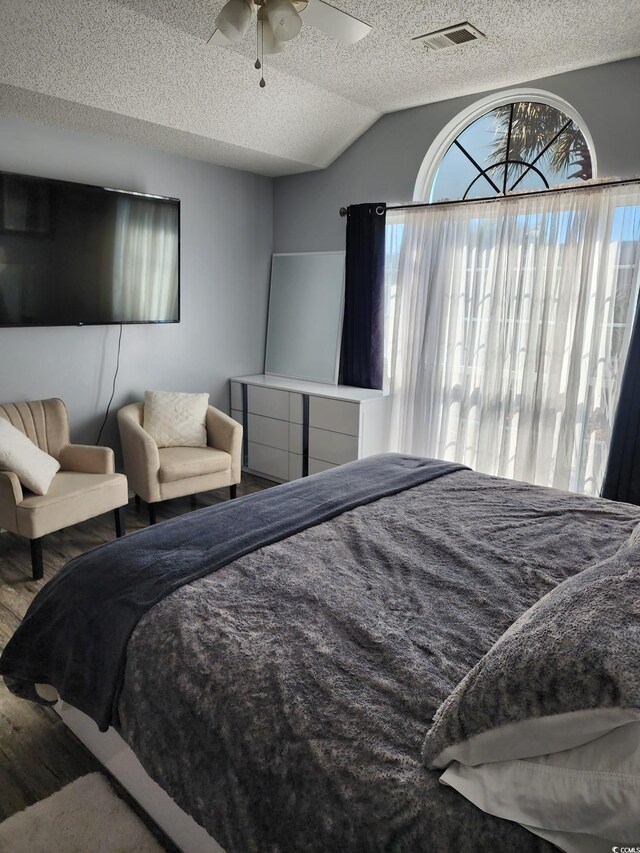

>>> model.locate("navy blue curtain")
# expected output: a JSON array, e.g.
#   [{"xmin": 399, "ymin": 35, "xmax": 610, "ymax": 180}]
[
  {"xmin": 601, "ymin": 302, "xmax": 640, "ymax": 503},
  {"xmin": 339, "ymin": 202, "xmax": 387, "ymax": 389}
]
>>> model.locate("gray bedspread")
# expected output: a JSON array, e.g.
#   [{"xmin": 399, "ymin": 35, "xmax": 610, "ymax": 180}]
[
  {"xmin": 1, "ymin": 454, "xmax": 461, "ymax": 731},
  {"xmin": 118, "ymin": 469, "xmax": 640, "ymax": 853}
]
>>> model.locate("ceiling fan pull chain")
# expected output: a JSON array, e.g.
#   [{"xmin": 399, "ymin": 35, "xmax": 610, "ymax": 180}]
[
  {"xmin": 255, "ymin": 18, "xmax": 261, "ymax": 69},
  {"xmin": 259, "ymin": 16, "xmax": 266, "ymax": 86}
]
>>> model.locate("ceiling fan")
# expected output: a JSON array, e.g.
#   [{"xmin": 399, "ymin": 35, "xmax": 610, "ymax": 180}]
[{"xmin": 208, "ymin": 0, "xmax": 371, "ymax": 87}]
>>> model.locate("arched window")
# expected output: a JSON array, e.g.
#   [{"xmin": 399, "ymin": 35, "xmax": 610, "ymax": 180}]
[{"xmin": 415, "ymin": 90, "xmax": 596, "ymax": 203}]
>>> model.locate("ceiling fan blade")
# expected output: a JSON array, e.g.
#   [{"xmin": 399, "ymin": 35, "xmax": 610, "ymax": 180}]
[
  {"xmin": 207, "ymin": 26, "xmax": 233, "ymax": 45},
  {"xmin": 301, "ymin": 0, "xmax": 371, "ymax": 44}
]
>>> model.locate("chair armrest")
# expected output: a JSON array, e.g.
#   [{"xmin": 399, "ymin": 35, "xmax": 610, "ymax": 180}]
[
  {"xmin": 117, "ymin": 409, "xmax": 161, "ymax": 502},
  {"xmin": 59, "ymin": 444, "xmax": 115, "ymax": 475},
  {"xmin": 206, "ymin": 406, "xmax": 243, "ymax": 482},
  {"xmin": 0, "ymin": 470, "xmax": 23, "ymax": 533}
]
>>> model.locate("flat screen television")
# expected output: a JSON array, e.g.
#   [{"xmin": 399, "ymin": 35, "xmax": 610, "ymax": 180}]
[{"xmin": 0, "ymin": 170, "xmax": 180, "ymax": 326}]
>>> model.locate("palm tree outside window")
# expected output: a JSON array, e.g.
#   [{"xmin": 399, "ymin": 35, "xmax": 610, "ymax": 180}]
[{"xmin": 429, "ymin": 101, "xmax": 593, "ymax": 203}]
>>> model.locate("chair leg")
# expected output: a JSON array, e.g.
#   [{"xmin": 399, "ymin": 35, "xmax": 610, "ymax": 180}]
[
  {"xmin": 229, "ymin": 484, "xmax": 237, "ymax": 500},
  {"xmin": 148, "ymin": 502, "xmax": 157, "ymax": 525},
  {"xmin": 30, "ymin": 538, "xmax": 43, "ymax": 581},
  {"xmin": 134, "ymin": 494, "xmax": 141, "ymax": 508},
  {"xmin": 114, "ymin": 506, "xmax": 125, "ymax": 538}
]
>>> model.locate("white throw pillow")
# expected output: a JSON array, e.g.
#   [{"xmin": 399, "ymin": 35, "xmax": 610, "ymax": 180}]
[
  {"xmin": 0, "ymin": 418, "xmax": 60, "ymax": 495},
  {"xmin": 143, "ymin": 390, "xmax": 209, "ymax": 448}
]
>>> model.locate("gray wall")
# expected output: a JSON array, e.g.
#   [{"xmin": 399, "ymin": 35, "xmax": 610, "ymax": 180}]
[
  {"xmin": 274, "ymin": 57, "xmax": 640, "ymax": 253},
  {"xmin": 0, "ymin": 115, "xmax": 273, "ymax": 449},
  {"xmin": 2, "ymin": 56, "xmax": 638, "ymax": 451}
]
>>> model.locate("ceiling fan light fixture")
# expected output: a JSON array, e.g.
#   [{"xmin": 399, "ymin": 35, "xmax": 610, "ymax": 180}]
[
  {"xmin": 265, "ymin": 0, "xmax": 302, "ymax": 42},
  {"xmin": 257, "ymin": 12, "xmax": 286, "ymax": 53},
  {"xmin": 216, "ymin": 0, "xmax": 254, "ymax": 43}
]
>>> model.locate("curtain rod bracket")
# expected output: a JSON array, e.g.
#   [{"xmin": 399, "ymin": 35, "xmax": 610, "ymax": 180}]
[{"xmin": 339, "ymin": 205, "xmax": 385, "ymax": 217}]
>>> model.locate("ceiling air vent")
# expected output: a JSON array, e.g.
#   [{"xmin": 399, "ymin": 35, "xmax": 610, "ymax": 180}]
[{"xmin": 412, "ymin": 22, "xmax": 485, "ymax": 52}]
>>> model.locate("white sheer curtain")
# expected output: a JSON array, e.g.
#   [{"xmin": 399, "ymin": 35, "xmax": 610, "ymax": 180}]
[{"xmin": 387, "ymin": 182, "xmax": 640, "ymax": 494}]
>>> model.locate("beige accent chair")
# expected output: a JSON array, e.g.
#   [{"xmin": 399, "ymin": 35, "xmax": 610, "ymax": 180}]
[
  {"xmin": 0, "ymin": 399, "xmax": 129, "ymax": 580},
  {"xmin": 117, "ymin": 402, "xmax": 242, "ymax": 525}
]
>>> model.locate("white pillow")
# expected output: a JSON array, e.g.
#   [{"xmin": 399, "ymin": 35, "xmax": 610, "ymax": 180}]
[
  {"xmin": 423, "ymin": 534, "xmax": 640, "ymax": 852},
  {"xmin": 431, "ymin": 706, "xmax": 640, "ymax": 769},
  {"xmin": 0, "ymin": 418, "xmax": 60, "ymax": 495},
  {"xmin": 143, "ymin": 390, "xmax": 209, "ymax": 448},
  {"xmin": 440, "ymin": 718, "xmax": 640, "ymax": 852}
]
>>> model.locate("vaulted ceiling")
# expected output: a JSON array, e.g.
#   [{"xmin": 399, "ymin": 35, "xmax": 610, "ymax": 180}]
[{"xmin": 1, "ymin": 0, "xmax": 639, "ymax": 176}]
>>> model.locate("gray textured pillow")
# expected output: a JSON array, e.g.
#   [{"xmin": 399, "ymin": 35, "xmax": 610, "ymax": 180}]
[{"xmin": 422, "ymin": 525, "xmax": 640, "ymax": 769}]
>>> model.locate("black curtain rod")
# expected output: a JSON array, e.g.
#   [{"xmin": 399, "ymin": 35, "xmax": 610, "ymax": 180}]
[{"xmin": 338, "ymin": 177, "xmax": 640, "ymax": 217}]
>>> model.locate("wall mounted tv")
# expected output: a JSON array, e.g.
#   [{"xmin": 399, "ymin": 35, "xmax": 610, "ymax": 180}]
[{"xmin": 0, "ymin": 170, "xmax": 180, "ymax": 326}]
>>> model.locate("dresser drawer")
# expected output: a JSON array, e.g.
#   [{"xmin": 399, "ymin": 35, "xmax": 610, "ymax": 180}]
[
  {"xmin": 289, "ymin": 422, "xmax": 303, "ymax": 455},
  {"xmin": 309, "ymin": 396, "xmax": 359, "ymax": 436},
  {"xmin": 247, "ymin": 442, "xmax": 289, "ymax": 481},
  {"xmin": 289, "ymin": 392, "xmax": 303, "ymax": 424},
  {"xmin": 289, "ymin": 453, "xmax": 303, "ymax": 481},
  {"xmin": 248, "ymin": 413, "xmax": 289, "ymax": 452},
  {"xmin": 308, "ymin": 457, "xmax": 338, "ymax": 476},
  {"xmin": 247, "ymin": 385, "xmax": 289, "ymax": 420},
  {"xmin": 308, "ymin": 427, "xmax": 358, "ymax": 466}
]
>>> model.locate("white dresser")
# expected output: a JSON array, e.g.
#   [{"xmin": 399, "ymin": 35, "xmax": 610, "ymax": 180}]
[{"xmin": 230, "ymin": 374, "xmax": 389, "ymax": 482}]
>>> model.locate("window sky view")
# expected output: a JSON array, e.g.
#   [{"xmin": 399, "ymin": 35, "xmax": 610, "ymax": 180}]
[{"xmin": 430, "ymin": 104, "xmax": 592, "ymax": 203}]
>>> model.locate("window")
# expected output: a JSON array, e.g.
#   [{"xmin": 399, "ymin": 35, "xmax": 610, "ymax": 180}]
[
  {"xmin": 415, "ymin": 90, "xmax": 596, "ymax": 204},
  {"xmin": 384, "ymin": 93, "xmax": 640, "ymax": 496},
  {"xmin": 385, "ymin": 184, "xmax": 640, "ymax": 496},
  {"xmin": 387, "ymin": 93, "xmax": 596, "ymax": 391}
]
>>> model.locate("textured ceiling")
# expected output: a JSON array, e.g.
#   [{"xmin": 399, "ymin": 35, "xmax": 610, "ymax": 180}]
[{"xmin": 1, "ymin": 0, "xmax": 639, "ymax": 176}]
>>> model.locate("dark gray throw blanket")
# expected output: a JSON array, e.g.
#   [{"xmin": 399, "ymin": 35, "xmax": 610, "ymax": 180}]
[
  {"xmin": 0, "ymin": 454, "xmax": 463, "ymax": 731},
  {"xmin": 117, "ymin": 468, "xmax": 640, "ymax": 853}
]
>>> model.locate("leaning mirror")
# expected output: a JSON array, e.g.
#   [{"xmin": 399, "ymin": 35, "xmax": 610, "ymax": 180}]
[{"xmin": 264, "ymin": 251, "xmax": 345, "ymax": 384}]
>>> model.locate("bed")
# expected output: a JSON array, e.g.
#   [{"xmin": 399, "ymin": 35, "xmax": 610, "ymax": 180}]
[{"xmin": 2, "ymin": 454, "xmax": 640, "ymax": 853}]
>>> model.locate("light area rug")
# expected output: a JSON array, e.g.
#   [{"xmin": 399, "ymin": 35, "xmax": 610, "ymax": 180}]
[{"xmin": 0, "ymin": 772, "xmax": 166, "ymax": 852}]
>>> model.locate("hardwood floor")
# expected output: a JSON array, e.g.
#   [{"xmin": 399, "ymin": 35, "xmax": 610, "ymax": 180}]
[{"xmin": 0, "ymin": 474, "xmax": 273, "ymax": 848}]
